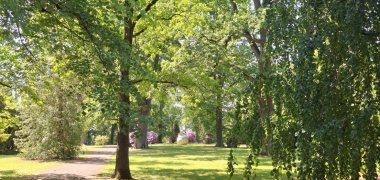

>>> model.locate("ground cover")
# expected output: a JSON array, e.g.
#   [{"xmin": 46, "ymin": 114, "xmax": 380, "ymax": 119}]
[
  {"xmin": 0, "ymin": 145, "xmax": 107, "ymax": 179},
  {"xmin": 99, "ymin": 144, "xmax": 274, "ymax": 179},
  {"xmin": 0, "ymin": 154, "xmax": 59, "ymax": 179}
]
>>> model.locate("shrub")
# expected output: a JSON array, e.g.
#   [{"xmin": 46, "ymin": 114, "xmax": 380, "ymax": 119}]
[
  {"xmin": 147, "ymin": 131, "xmax": 158, "ymax": 144},
  {"xmin": 15, "ymin": 81, "xmax": 84, "ymax": 160},
  {"xmin": 185, "ymin": 130, "xmax": 196, "ymax": 143},
  {"xmin": 129, "ymin": 131, "xmax": 158, "ymax": 144},
  {"xmin": 94, "ymin": 135, "xmax": 108, "ymax": 145},
  {"xmin": 203, "ymin": 133, "xmax": 214, "ymax": 144}
]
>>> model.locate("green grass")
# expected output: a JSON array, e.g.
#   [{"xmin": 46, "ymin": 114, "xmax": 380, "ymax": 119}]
[
  {"xmin": 0, "ymin": 145, "xmax": 101, "ymax": 179},
  {"xmin": 99, "ymin": 144, "xmax": 274, "ymax": 179},
  {"xmin": 0, "ymin": 155, "xmax": 59, "ymax": 179},
  {"xmin": 79, "ymin": 145, "xmax": 105, "ymax": 157}
]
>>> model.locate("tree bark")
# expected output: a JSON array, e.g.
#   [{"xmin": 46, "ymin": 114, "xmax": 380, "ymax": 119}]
[
  {"xmin": 230, "ymin": 0, "xmax": 273, "ymax": 154},
  {"xmin": 172, "ymin": 123, "xmax": 180, "ymax": 143},
  {"xmin": 157, "ymin": 100, "xmax": 164, "ymax": 143},
  {"xmin": 113, "ymin": 2, "xmax": 134, "ymax": 179},
  {"xmin": 109, "ymin": 123, "xmax": 117, "ymax": 145},
  {"xmin": 134, "ymin": 97, "xmax": 151, "ymax": 149},
  {"xmin": 215, "ymin": 74, "xmax": 225, "ymax": 147}
]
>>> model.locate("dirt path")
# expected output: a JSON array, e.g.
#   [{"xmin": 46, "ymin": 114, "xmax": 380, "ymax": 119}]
[{"xmin": 27, "ymin": 145, "xmax": 116, "ymax": 180}]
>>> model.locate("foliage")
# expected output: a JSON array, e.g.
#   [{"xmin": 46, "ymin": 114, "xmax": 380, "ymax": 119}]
[
  {"xmin": 15, "ymin": 77, "xmax": 85, "ymax": 160},
  {"xmin": 1, "ymin": 0, "xmax": 378, "ymax": 179},
  {"xmin": 266, "ymin": 0, "xmax": 380, "ymax": 179},
  {"xmin": 147, "ymin": 131, "xmax": 158, "ymax": 144},
  {"xmin": 94, "ymin": 136, "xmax": 109, "ymax": 146},
  {"xmin": 185, "ymin": 130, "xmax": 196, "ymax": 143},
  {"xmin": 130, "ymin": 131, "xmax": 158, "ymax": 145},
  {"xmin": 227, "ymin": 149, "xmax": 237, "ymax": 178},
  {"xmin": 243, "ymin": 152, "xmax": 254, "ymax": 180},
  {"xmin": 0, "ymin": 92, "xmax": 19, "ymax": 153}
]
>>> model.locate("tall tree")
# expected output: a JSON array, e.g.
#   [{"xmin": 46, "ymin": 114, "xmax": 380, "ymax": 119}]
[
  {"xmin": 1, "ymin": 0, "xmax": 161, "ymax": 178},
  {"xmin": 266, "ymin": 0, "xmax": 379, "ymax": 179}
]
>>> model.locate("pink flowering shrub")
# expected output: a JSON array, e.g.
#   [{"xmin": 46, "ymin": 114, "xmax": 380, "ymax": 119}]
[
  {"xmin": 129, "ymin": 131, "xmax": 158, "ymax": 144},
  {"xmin": 147, "ymin": 131, "xmax": 158, "ymax": 144},
  {"xmin": 185, "ymin": 130, "xmax": 197, "ymax": 143}
]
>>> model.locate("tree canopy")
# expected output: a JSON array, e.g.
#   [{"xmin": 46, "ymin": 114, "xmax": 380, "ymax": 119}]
[{"xmin": 0, "ymin": 0, "xmax": 379, "ymax": 179}]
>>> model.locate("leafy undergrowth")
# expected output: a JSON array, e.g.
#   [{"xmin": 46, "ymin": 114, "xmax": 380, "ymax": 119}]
[
  {"xmin": 0, "ymin": 155, "xmax": 59, "ymax": 179},
  {"xmin": 99, "ymin": 144, "xmax": 274, "ymax": 179}
]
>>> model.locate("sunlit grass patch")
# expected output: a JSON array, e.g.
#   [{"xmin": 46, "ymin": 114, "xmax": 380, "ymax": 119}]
[
  {"xmin": 99, "ymin": 144, "xmax": 274, "ymax": 179},
  {"xmin": 0, "ymin": 155, "xmax": 59, "ymax": 179}
]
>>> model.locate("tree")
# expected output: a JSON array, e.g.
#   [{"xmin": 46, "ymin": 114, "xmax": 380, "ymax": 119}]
[
  {"xmin": 16, "ymin": 75, "xmax": 84, "ymax": 159},
  {"xmin": 266, "ymin": 0, "xmax": 380, "ymax": 179},
  {"xmin": 0, "ymin": 92, "xmax": 19, "ymax": 153},
  {"xmin": 1, "ymin": 0, "xmax": 163, "ymax": 178}
]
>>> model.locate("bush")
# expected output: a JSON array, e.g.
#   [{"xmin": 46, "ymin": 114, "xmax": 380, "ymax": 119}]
[
  {"xmin": 15, "ymin": 81, "xmax": 84, "ymax": 160},
  {"xmin": 94, "ymin": 135, "xmax": 108, "ymax": 145},
  {"xmin": 203, "ymin": 133, "xmax": 214, "ymax": 144},
  {"xmin": 129, "ymin": 131, "xmax": 158, "ymax": 144},
  {"xmin": 185, "ymin": 130, "xmax": 196, "ymax": 143},
  {"xmin": 147, "ymin": 131, "xmax": 158, "ymax": 144}
]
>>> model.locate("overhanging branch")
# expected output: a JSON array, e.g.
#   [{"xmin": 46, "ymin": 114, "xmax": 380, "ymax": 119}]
[
  {"xmin": 132, "ymin": 79, "xmax": 187, "ymax": 88},
  {"xmin": 135, "ymin": 0, "xmax": 159, "ymax": 22},
  {"xmin": 0, "ymin": 81, "xmax": 11, "ymax": 88},
  {"xmin": 133, "ymin": 28, "xmax": 147, "ymax": 37}
]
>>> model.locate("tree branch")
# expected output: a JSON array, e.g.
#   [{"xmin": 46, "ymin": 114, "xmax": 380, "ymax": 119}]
[
  {"xmin": 253, "ymin": 0, "xmax": 262, "ymax": 10},
  {"xmin": 0, "ymin": 81, "xmax": 11, "ymax": 88},
  {"xmin": 243, "ymin": 30, "xmax": 261, "ymax": 60},
  {"xmin": 199, "ymin": 32, "xmax": 219, "ymax": 44},
  {"xmin": 133, "ymin": 28, "xmax": 147, "ymax": 37},
  {"xmin": 230, "ymin": 0, "xmax": 238, "ymax": 12},
  {"xmin": 156, "ymin": 13, "xmax": 182, "ymax": 21},
  {"xmin": 135, "ymin": 0, "xmax": 159, "ymax": 22},
  {"xmin": 132, "ymin": 79, "xmax": 187, "ymax": 88}
]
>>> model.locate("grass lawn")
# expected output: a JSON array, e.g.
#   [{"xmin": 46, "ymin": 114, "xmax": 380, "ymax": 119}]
[
  {"xmin": 0, "ymin": 155, "xmax": 59, "ymax": 179},
  {"xmin": 99, "ymin": 144, "xmax": 275, "ymax": 180},
  {"xmin": 0, "ymin": 145, "xmax": 100, "ymax": 179}
]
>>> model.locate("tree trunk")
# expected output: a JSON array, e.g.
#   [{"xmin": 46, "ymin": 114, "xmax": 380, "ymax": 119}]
[
  {"xmin": 230, "ymin": 0, "xmax": 272, "ymax": 154},
  {"xmin": 114, "ymin": 120, "xmax": 132, "ymax": 179},
  {"xmin": 157, "ymin": 100, "xmax": 165, "ymax": 143},
  {"xmin": 215, "ymin": 74, "xmax": 225, "ymax": 147},
  {"xmin": 109, "ymin": 123, "xmax": 117, "ymax": 145},
  {"xmin": 113, "ymin": 3, "xmax": 134, "ymax": 179},
  {"xmin": 134, "ymin": 97, "xmax": 151, "ymax": 149},
  {"xmin": 172, "ymin": 123, "xmax": 180, "ymax": 143}
]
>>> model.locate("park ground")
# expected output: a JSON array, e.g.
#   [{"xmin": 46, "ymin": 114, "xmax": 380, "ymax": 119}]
[{"xmin": 0, "ymin": 144, "xmax": 275, "ymax": 180}]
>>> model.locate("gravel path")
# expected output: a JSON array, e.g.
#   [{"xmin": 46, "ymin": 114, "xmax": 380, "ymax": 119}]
[{"xmin": 27, "ymin": 145, "xmax": 116, "ymax": 180}]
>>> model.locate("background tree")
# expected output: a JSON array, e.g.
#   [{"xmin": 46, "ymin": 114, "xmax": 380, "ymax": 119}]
[{"xmin": 16, "ymin": 74, "xmax": 84, "ymax": 159}]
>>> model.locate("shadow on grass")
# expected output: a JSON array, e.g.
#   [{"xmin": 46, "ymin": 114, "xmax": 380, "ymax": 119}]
[
  {"xmin": 0, "ymin": 170, "xmax": 86, "ymax": 180},
  {"xmin": 98, "ymin": 167, "xmax": 273, "ymax": 180},
  {"xmin": 98, "ymin": 144, "xmax": 274, "ymax": 179}
]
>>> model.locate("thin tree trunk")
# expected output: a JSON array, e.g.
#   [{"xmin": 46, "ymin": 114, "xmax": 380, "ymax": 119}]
[
  {"xmin": 172, "ymin": 123, "xmax": 180, "ymax": 143},
  {"xmin": 215, "ymin": 74, "xmax": 225, "ymax": 147},
  {"xmin": 109, "ymin": 124, "xmax": 117, "ymax": 145},
  {"xmin": 157, "ymin": 100, "xmax": 164, "ymax": 143}
]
